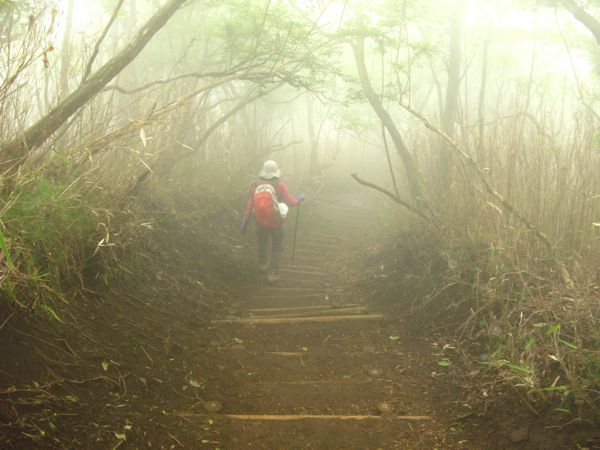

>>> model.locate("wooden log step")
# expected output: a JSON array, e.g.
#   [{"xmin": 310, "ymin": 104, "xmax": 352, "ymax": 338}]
[
  {"xmin": 274, "ymin": 278, "xmax": 324, "ymax": 285},
  {"xmin": 290, "ymin": 242, "xmax": 341, "ymax": 250},
  {"xmin": 252, "ymin": 293, "xmax": 327, "ymax": 299},
  {"xmin": 293, "ymin": 249, "xmax": 334, "ymax": 256},
  {"xmin": 281, "ymin": 265, "xmax": 326, "ymax": 273},
  {"xmin": 266, "ymin": 351, "xmax": 303, "ymax": 357},
  {"xmin": 282, "ymin": 255, "xmax": 331, "ymax": 262},
  {"xmin": 222, "ymin": 414, "xmax": 430, "ymax": 421},
  {"xmin": 211, "ymin": 314, "xmax": 385, "ymax": 325},
  {"xmin": 298, "ymin": 238, "xmax": 343, "ymax": 245},
  {"xmin": 297, "ymin": 231, "xmax": 345, "ymax": 238},
  {"xmin": 279, "ymin": 268, "xmax": 324, "ymax": 276},
  {"xmin": 245, "ymin": 307, "xmax": 368, "ymax": 318},
  {"xmin": 260, "ymin": 286, "xmax": 323, "ymax": 293},
  {"xmin": 255, "ymin": 379, "xmax": 374, "ymax": 385},
  {"xmin": 247, "ymin": 304, "xmax": 359, "ymax": 313}
]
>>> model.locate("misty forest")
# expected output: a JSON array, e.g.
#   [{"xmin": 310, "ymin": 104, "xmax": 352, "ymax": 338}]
[{"xmin": 1, "ymin": 0, "xmax": 600, "ymax": 448}]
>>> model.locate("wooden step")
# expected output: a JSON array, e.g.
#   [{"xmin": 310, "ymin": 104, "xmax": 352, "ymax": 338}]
[
  {"xmin": 279, "ymin": 268, "xmax": 324, "ymax": 277},
  {"xmin": 222, "ymin": 414, "xmax": 430, "ymax": 421},
  {"xmin": 260, "ymin": 286, "xmax": 324, "ymax": 293},
  {"xmin": 281, "ymin": 265, "xmax": 327, "ymax": 273},
  {"xmin": 289, "ymin": 242, "xmax": 341, "ymax": 249},
  {"xmin": 211, "ymin": 314, "xmax": 385, "ymax": 325},
  {"xmin": 244, "ymin": 307, "xmax": 368, "ymax": 318},
  {"xmin": 247, "ymin": 304, "xmax": 359, "ymax": 313}
]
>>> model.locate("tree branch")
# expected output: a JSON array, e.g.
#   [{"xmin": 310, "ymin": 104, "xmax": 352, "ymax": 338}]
[
  {"xmin": 1, "ymin": 0, "xmax": 187, "ymax": 169},
  {"xmin": 82, "ymin": 0, "xmax": 125, "ymax": 82},
  {"xmin": 350, "ymin": 173, "xmax": 435, "ymax": 226},
  {"xmin": 102, "ymin": 67, "xmax": 258, "ymax": 95},
  {"xmin": 350, "ymin": 37, "xmax": 423, "ymax": 199},
  {"xmin": 401, "ymin": 103, "xmax": 575, "ymax": 288},
  {"xmin": 560, "ymin": 0, "xmax": 600, "ymax": 45}
]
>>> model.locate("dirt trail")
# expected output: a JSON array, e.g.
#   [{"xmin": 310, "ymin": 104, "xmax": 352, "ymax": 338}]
[{"xmin": 196, "ymin": 195, "xmax": 467, "ymax": 449}]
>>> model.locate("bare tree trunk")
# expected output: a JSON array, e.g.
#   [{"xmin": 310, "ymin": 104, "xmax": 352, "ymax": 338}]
[
  {"xmin": 477, "ymin": 39, "xmax": 489, "ymax": 167},
  {"xmin": 439, "ymin": 0, "xmax": 463, "ymax": 187},
  {"xmin": 1, "ymin": 0, "xmax": 187, "ymax": 167},
  {"xmin": 351, "ymin": 38, "xmax": 422, "ymax": 199},
  {"xmin": 59, "ymin": 0, "xmax": 75, "ymax": 99},
  {"xmin": 306, "ymin": 95, "xmax": 321, "ymax": 177}
]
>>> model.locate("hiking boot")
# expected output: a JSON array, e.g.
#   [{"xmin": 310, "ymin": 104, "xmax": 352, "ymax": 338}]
[
  {"xmin": 267, "ymin": 270, "xmax": 280, "ymax": 283},
  {"xmin": 258, "ymin": 262, "xmax": 269, "ymax": 272}
]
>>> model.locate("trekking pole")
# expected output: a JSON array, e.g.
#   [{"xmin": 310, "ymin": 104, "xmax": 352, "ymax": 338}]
[{"xmin": 291, "ymin": 202, "xmax": 301, "ymax": 266}]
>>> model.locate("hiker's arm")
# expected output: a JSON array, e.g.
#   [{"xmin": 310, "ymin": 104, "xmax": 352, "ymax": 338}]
[{"xmin": 277, "ymin": 183, "xmax": 300, "ymax": 206}]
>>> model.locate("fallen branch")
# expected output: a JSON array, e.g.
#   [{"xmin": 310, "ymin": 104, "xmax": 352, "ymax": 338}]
[{"xmin": 401, "ymin": 103, "xmax": 574, "ymax": 289}]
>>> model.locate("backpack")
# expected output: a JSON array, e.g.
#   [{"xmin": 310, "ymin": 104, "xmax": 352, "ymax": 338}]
[{"xmin": 253, "ymin": 183, "xmax": 280, "ymax": 228}]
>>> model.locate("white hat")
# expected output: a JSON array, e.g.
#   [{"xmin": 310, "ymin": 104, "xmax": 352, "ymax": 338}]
[{"xmin": 259, "ymin": 160, "xmax": 281, "ymax": 179}]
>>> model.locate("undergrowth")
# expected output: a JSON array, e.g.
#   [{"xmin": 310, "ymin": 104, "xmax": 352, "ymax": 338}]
[
  {"xmin": 0, "ymin": 177, "xmax": 103, "ymax": 318},
  {"xmin": 0, "ymin": 175, "xmax": 251, "ymax": 322},
  {"xmin": 358, "ymin": 220, "xmax": 600, "ymax": 423}
]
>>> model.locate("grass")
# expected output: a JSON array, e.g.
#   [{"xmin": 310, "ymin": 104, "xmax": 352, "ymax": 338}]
[{"xmin": 0, "ymin": 177, "xmax": 102, "ymax": 311}]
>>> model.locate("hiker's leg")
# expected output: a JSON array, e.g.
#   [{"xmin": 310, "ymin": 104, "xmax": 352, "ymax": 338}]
[
  {"xmin": 256, "ymin": 227, "xmax": 269, "ymax": 268},
  {"xmin": 270, "ymin": 227, "xmax": 284, "ymax": 270}
]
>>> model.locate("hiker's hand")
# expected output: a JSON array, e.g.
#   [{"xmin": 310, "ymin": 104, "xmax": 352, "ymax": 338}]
[
  {"xmin": 240, "ymin": 219, "xmax": 248, "ymax": 235},
  {"xmin": 296, "ymin": 194, "xmax": 305, "ymax": 202}
]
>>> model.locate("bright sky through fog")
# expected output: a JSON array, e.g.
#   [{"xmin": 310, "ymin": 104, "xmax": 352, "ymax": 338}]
[
  {"xmin": 54, "ymin": 0, "xmax": 104, "ymax": 39},
  {"xmin": 55, "ymin": 0, "xmax": 592, "ymax": 80}
]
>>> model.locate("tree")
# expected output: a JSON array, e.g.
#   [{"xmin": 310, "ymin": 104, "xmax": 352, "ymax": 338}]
[
  {"xmin": 560, "ymin": 0, "xmax": 600, "ymax": 45},
  {"xmin": 1, "ymin": 0, "xmax": 188, "ymax": 169},
  {"xmin": 351, "ymin": 37, "xmax": 423, "ymax": 199},
  {"xmin": 438, "ymin": 0, "xmax": 463, "ymax": 187}
]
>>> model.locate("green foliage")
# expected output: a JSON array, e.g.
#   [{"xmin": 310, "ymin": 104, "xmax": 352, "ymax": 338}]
[
  {"xmin": 4, "ymin": 178, "xmax": 95, "ymax": 268},
  {"xmin": 0, "ymin": 228, "xmax": 14, "ymax": 270},
  {"xmin": 1, "ymin": 177, "xmax": 100, "ymax": 308}
]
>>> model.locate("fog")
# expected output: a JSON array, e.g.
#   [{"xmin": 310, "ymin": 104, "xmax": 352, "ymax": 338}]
[{"xmin": 1, "ymin": 0, "xmax": 600, "ymax": 448}]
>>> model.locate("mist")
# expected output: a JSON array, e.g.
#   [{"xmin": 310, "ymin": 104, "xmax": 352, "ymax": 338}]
[{"xmin": 1, "ymin": 0, "xmax": 599, "ymax": 448}]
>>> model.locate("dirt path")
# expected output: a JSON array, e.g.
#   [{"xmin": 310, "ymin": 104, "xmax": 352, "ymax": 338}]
[{"xmin": 194, "ymin": 195, "xmax": 469, "ymax": 449}]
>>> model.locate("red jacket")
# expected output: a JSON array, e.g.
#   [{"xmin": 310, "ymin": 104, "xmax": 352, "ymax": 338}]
[{"xmin": 243, "ymin": 181, "xmax": 299, "ymax": 228}]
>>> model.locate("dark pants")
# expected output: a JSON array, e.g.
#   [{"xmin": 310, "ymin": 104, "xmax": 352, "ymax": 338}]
[{"xmin": 257, "ymin": 226, "xmax": 284, "ymax": 270}]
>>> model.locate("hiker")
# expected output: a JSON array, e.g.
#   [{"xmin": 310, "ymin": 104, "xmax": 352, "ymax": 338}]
[{"xmin": 241, "ymin": 160, "xmax": 304, "ymax": 282}]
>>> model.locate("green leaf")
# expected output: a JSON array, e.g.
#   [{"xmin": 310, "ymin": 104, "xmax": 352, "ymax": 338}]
[
  {"xmin": 0, "ymin": 229, "xmax": 14, "ymax": 270},
  {"xmin": 437, "ymin": 358, "xmax": 452, "ymax": 367},
  {"xmin": 41, "ymin": 304, "xmax": 63, "ymax": 323},
  {"xmin": 541, "ymin": 385, "xmax": 569, "ymax": 392},
  {"xmin": 524, "ymin": 336, "xmax": 535, "ymax": 351},
  {"xmin": 114, "ymin": 432, "xmax": 126, "ymax": 440},
  {"xmin": 546, "ymin": 323, "xmax": 560, "ymax": 335},
  {"xmin": 506, "ymin": 363, "xmax": 533, "ymax": 374},
  {"xmin": 101, "ymin": 360, "xmax": 109, "ymax": 372},
  {"xmin": 554, "ymin": 408, "xmax": 571, "ymax": 414},
  {"xmin": 558, "ymin": 339, "xmax": 577, "ymax": 350},
  {"xmin": 64, "ymin": 395, "xmax": 79, "ymax": 402}
]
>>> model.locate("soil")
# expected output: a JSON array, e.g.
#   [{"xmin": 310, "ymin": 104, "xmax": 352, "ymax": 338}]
[{"xmin": 1, "ymin": 191, "xmax": 600, "ymax": 449}]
